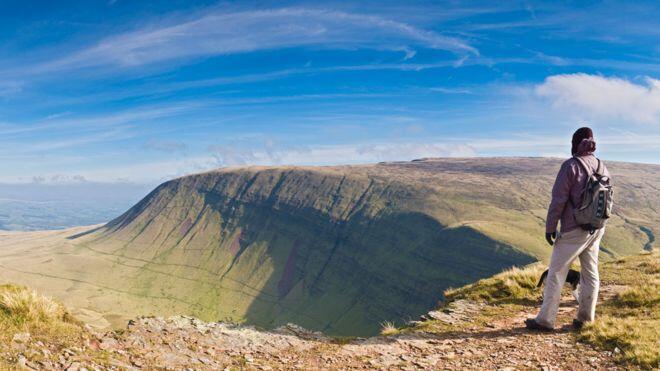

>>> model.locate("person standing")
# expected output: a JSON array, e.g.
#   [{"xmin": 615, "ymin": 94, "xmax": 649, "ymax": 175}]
[{"xmin": 526, "ymin": 127, "xmax": 611, "ymax": 331}]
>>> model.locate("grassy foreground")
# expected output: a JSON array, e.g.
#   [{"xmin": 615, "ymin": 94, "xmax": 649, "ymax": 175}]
[
  {"xmin": 443, "ymin": 262, "xmax": 545, "ymax": 305},
  {"xmin": 579, "ymin": 253, "xmax": 659, "ymax": 368},
  {"xmin": 1, "ymin": 252, "xmax": 656, "ymax": 369},
  {"xmin": 453, "ymin": 253, "xmax": 659, "ymax": 368},
  {"xmin": 0, "ymin": 284, "xmax": 106, "ymax": 369},
  {"xmin": 387, "ymin": 252, "xmax": 658, "ymax": 369}
]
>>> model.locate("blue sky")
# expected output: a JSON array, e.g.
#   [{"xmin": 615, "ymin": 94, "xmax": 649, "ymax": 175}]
[{"xmin": 1, "ymin": 0, "xmax": 660, "ymax": 184}]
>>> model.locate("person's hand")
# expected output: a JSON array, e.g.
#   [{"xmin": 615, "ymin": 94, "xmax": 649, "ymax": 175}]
[{"xmin": 545, "ymin": 232, "xmax": 557, "ymax": 246}]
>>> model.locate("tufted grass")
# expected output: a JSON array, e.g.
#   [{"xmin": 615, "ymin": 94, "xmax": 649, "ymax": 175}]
[
  {"xmin": 578, "ymin": 252, "xmax": 659, "ymax": 369},
  {"xmin": 444, "ymin": 263, "xmax": 546, "ymax": 305},
  {"xmin": 0, "ymin": 284, "xmax": 85, "ymax": 367}
]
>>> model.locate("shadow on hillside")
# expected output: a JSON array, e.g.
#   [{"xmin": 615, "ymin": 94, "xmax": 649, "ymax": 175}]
[
  {"xmin": 69, "ymin": 172, "xmax": 537, "ymax": 338},
  {"xmin": 241, "ymin": 205, "xmax": 537, "ymax": 337},
  {"xmin": 66, "ymin": 225, "xmax": 105, "ymax": 240}
]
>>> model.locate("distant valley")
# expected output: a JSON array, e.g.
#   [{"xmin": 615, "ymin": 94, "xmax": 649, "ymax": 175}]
[{"xmin": 0, "ymin": 183, "xmax": 153, "ymax": 231}]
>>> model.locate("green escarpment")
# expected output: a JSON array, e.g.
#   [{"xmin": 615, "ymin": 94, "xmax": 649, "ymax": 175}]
[
  {"xmin": 72, "ymin": 166, "xmax": 535, "ymax": 336},
  {"xmin": 0, "ymin": 158, "xmax": 657, "ymax": 336}
]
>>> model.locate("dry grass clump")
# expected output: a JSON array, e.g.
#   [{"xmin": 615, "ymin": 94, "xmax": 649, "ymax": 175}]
[
  {"xmin": 444, "ymin": 263, "xmax": 545, "ymax": 304},
  {"xmin": 580, "ymin": 315, "xmax": 658, "ymax": 369},
  {"xmin": 379, "ymin": 321, "xmax": 400, "ymax": 336},
  {"xmin": 614, "ymin": 284, "xmax": 660, "ymax": 309},
  {"xmin": 578, "ymin": 252, "xmax": 659, "ymax": 369},
  {"xmin": 0, "ymin": 284, "xmax": 69, "ymax": 325},
  {"xmin": 0, "ymin": 284, "xmax": 84, "ymax": 364}
]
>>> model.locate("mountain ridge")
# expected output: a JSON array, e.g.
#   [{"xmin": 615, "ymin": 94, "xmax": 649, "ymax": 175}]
[{"xmin": 0, "ymin": 157, "xmax": 657, "ymax": 336}]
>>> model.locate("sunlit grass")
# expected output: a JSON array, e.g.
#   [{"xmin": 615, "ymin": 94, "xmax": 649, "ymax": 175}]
[
  {"xmin": 380, "ymin": 321, "xmax": 400, "ymax": 336},
  {"xmin": 578, "ymin": 252, "xmax": 659, "ymax": 369},
  {"xmin": 444, "ymin": 263, "xmax": 545, "ymax": 304},
  {"xmin": 0, "ymin": 285, "xmax": 69, "ymax": 325},
  {"xmin": 0, "ymin": 284, "xmax": 85, "ymax": 367}
]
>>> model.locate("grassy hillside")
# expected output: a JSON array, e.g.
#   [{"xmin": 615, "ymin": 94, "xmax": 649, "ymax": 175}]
[{"xmin": 0, "ymin": 157, "xmax": 657, "ymax": 336}]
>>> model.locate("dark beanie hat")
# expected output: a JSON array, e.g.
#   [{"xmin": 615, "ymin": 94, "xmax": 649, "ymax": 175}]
[{"xmin": 572, "ymin": 127, "xmax": 595, "ymax": 155}]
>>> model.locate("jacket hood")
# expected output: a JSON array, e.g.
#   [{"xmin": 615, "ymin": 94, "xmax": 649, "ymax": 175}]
[{"xmin": 576, "ymin": 138, "xmax": 596, "ymax": 156}]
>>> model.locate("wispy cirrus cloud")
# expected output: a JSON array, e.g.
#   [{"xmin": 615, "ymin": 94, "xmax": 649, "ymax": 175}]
[
  {"xmin": 142, "ymin": 139, "xmax": 187, "ymax": 152},
  {"xmin": 24, "ymin": 131, "xmax": 660, "ymax": 183},
  {"xmin": 1, "ymin": 126, "xmax": 133, "ymax": 153},
  {"xmin": 0, "ymin": 103, "xmax": 198, "ymax": 138},
  {"xmin": 30, "ymin": 7, "xmax": 476, "ymax": 74}
]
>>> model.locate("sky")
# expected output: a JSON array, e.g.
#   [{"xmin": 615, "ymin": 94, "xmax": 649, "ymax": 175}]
[{"xmin": 1, "ymin": 0, "xmax": 660, "ymax": 185}]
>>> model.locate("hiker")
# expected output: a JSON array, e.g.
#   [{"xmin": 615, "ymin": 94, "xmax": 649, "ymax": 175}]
[{"xmin": 526, "ymin": 127, "xmax": 612, "ymax": 331}]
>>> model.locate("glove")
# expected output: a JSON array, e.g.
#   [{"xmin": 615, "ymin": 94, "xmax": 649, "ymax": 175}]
[{"xmin": 545, "ymin": 232, "xmax": 557, "ymax": 246}]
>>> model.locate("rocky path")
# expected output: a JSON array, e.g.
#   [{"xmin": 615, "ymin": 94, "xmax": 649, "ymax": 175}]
[{"xmin": 32, "ymin": 292, "xmax": 620, "ymax": 370}]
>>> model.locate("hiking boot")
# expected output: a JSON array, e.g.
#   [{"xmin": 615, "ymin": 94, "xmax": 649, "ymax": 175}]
[
  {"xmin": 572, "ymin": 319, "xmax": 584, "ymax": 330},
  {"xmin": 524, "ymin": 318, "xmax": 553, "ymax": 332}
]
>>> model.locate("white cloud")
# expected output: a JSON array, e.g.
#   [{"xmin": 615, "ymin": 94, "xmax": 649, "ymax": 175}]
[
  {"xmin": 25, "ymin": 141, "xmax": 476, "ymax": 183},
  {"xmin": 142, "ymin": 139, "xmax": 187, "ymax": 152},
  {"xmin": 0, "ymin": 103, "xmax": 197, "ymax": 139},
  {"xmin": 4, "ymin": 132, "xmax": 659, "ymax": 183},
  {"xmin": 536, "ymin": 73, "xmax": 660, "ymax": 124},
  {"xmin": 34, "ymin": 7, "xmax": 476, "ymax": 72},
  {"xmin": 429, "ymin": 86, "xmax": 473, "ymax": 94}
]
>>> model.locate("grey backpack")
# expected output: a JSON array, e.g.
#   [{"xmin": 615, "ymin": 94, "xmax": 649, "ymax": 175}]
[{"xmin": 573, "ymin": 157, "xmax": 613, "ymax": 232}]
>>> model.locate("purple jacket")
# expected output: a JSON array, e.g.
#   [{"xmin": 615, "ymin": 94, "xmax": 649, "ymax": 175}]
[{"xmin": 546, "ymin": 154, "xmax": 610, "ymax": 233}]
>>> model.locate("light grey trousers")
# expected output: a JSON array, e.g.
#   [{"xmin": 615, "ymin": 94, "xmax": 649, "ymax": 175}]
[{"xmin": 535, "ymin": 227, "xmax": 605, "ymax": 328}]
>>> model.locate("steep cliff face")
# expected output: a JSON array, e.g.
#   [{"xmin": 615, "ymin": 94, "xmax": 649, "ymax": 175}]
[
  {"xmin": 79, "ymin": 167, "xmax": 534, "ymax": 335},
  {"xmin": 68, "ymin": 158, "xmax": 659, "ymax": 336}
]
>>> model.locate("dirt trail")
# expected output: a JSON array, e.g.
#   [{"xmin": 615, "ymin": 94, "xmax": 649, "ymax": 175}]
[{"xmin": 19, "ymin": 289, "xmax": 622, "ymax": 370}]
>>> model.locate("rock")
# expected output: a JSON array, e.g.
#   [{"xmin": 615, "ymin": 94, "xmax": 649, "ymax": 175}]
[
  {"xmin": 131, "ymin": 357, "xmax": 144, "ymax": 367},
  {"xmin": 63, "ymin": 348, "xmax": 76, "ymax": 356},
  {"xmin": 17, "ymin": 355, "xmax": 28, "ymax": 368},
  {"xmin": 99, "ymin": 337, "xmax": 119, "ymax": 350},
  {"xmin": 442, "ymin": 352, "xmax": 456, "ymax": 360},
  {"xmin": 65, "ymin": 362, "xmax": 82, "ymax": 371},
  {"xmin": 108, "ymin": 359, "xmax": 133, "ymax": 369},
  {"xmin": 12, "ymin": 332, "xmax": 31, "ymax": 343},
  {"xmin": 170, "ymin": 316, "xmax": 193, "ymax": 328},
  {"xmin": 198, "ymin": 357, "xmax": 213, "ymax": 365},
  {"xmin": 87, "ymin": 338, "xmax": 101, "ymax": 350}
]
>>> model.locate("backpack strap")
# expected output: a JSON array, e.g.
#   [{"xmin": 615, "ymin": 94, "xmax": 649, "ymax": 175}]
[
  {"xmin": 573, "ymin": 156, "xmax": 593, "ymax": 175},
  {"xmin": 595, "ymin": 158, "xmax": 604, "ymax": 176}
]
